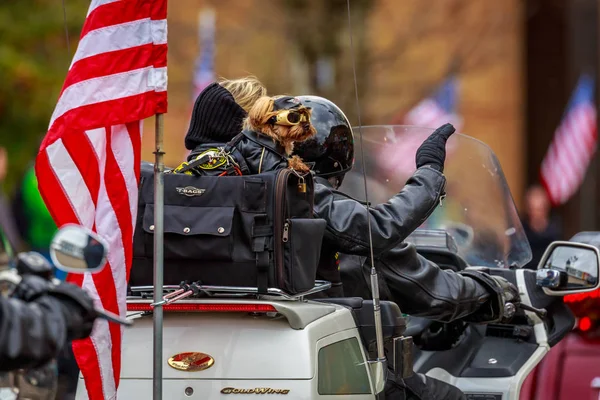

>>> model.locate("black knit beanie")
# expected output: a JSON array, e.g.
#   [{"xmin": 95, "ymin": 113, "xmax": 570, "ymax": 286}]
[{"xmin": 184, "ymin": 82, "xmax": 247, "ymax": 150}]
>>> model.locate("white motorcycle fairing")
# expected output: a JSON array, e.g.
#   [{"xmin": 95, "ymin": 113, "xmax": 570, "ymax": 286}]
[
  {"xmin": 414, "ymin": 269, "xmax": 553, "ymax": 400},
  {"xmin": 76, "ymin": 299, "xmax": 381, "ymax": 399}
]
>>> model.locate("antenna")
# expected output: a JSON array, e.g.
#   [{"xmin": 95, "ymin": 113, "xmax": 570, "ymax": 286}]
[
  {"xmin": 346, "ymin": 0, "xmax": 387, "ymax": 393},
  {"xmin": 61, "ymin": 0, "xmax": 71, "ymax": 56}
]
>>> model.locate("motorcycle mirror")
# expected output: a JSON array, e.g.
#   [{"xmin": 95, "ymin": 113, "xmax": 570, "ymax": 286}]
[
  {"xmin": 537, "ymin": 241, "xmax": 600, "ymax": 296},
  {"xmin": 49, "ymin": 224, "xmax": 108, "ymax": 274}
]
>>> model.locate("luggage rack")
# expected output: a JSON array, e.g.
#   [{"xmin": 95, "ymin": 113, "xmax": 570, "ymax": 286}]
[{"xmin": 128, "ymin": 280, "xmax": 332, "ymax": 303}]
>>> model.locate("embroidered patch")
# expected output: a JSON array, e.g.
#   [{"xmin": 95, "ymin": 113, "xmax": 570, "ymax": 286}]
[{"xmin": 194, "ymin": 148, "xmax": 227, "ymax": 170}]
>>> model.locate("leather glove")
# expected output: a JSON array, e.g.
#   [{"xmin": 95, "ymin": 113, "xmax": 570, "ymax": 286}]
[
  {"xmin": 13, "ymin": 274, "xmax": 51, "ymax": 302},
  {"xmin": 415, "ymin": 123, "xmax": 456, "ymax": 172},
  {"xmin": 490, "ymin": 275, "xmax": 520, "ymax": 305},
  {"xmin": 459, "ymin": 270, "xmax": 520, "ymax": 324},
  {"xmin": 15, "ymin": 275, "xmax": 97, "ymax": 340},
  {"xmin": 49, "ymin": 282, "xmax": 97, "ymax": 340}
]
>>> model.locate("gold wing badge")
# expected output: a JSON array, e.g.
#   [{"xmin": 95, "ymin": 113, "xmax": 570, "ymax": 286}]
[{"xmin": 167, "ymin": 352, "xmax": 215, "ymax": 372}]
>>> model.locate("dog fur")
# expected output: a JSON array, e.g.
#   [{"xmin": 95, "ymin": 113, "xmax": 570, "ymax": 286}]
[{"xmin": 244, "ymin": 96, "xmax": 316, "ymax": 173}]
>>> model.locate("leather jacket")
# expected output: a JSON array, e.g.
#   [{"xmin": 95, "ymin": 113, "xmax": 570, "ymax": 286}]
[
  {"xmin": 312, "ymin": 167, "xmax": 446, "ymax": 298},
  {"xmin": 227, "ymin": 130, "xmax": 288, "ymax": 174},
  {"xmin": 315, "ymin": 171, "xmax": 497, "ymax": 322},
  {"xmin": 188, "ymin": 131, "xmax": 288, "ymax": 176},
  {"xmin": 0, "ymin": 295, "xmax": 70, "ymax": 371},
  {"xmin": 339, "ymin": 244, "xmax": 492, "ymax": 322},
  {"xmin": 188, "ymin": 142, "xmax": 230, "ymax": 160},
  {"xmin": 314, "ymin": 168, "xmax": 446, "ymax": 256}
]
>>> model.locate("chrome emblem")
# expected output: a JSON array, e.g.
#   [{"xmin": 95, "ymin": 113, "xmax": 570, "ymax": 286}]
[
  {"xmin": 220, "ymin": 387, "xmax": 290, "ymax": 395},
  {"xmin": 176, "ymin": 186, "xmax": 206, "ymax": 197},
  {"xmin": 167, "ymin": 352, "xmax": 214, "ymax": 372}
]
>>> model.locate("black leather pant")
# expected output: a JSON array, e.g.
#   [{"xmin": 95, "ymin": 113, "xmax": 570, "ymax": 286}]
[
  {"xmin": 56, "ymin": 343, "xmax": 79, "ymax": 400},
  {"xmin": 385, "ymin": 372, "xmax": 467, "ymax": 400}
]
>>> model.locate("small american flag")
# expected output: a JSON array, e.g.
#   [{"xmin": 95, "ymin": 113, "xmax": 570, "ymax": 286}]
[
  {"xmin": 403, "ymin": 75, "xmax": 463, "ymax": 131},
  {"xmin": 35, "ymin": 1, "xmax": 168, "ymax": 399},
  {"xmin": 192, "ymin": 8, "xmax": 216, "ymax": 100},
  {"xmin": 541, "ymin": 74, "xmax": 597, "ymax": 206}
]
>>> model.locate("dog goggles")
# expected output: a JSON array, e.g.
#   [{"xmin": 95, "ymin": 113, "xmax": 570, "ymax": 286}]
[{"xmin": 271, "ymin": 109, "xmax": 310, "ymax": 126}]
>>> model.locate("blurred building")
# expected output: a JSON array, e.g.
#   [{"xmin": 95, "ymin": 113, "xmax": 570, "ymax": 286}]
[{"xmin": 141, "ymin": 0, "xmax": 599, "ymax": 237}]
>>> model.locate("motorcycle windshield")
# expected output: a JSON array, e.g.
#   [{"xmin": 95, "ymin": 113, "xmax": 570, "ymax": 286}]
[{"xmin": 338, "ymin": 125, "xmax": 532, "ymax": 269}]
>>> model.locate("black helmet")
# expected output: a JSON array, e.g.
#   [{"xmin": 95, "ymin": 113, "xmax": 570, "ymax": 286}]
[{"xmin": 293, "ymin": 95, "xmax": 354, "ymax": 179}]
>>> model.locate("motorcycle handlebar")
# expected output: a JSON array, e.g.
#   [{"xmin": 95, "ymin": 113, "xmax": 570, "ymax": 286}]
[{"xmin": 95, "ymin": 307, "xmax": 133, "ymax": 326}]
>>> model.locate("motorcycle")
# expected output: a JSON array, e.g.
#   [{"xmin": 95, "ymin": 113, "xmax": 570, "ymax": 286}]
[
  {"xmin": 0, "ymin": 224, "xmax": 130, "ymax": 400},
  {"xmin": 69, "ymin": 126, "xmax": 600, "ymax": 399}
]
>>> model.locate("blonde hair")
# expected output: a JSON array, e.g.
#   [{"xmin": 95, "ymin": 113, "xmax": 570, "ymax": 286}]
[
  {"xmin": 218, "ymin": 76, "xmax": 267, "ymax": 113},
  {"xmin": 245, "ymin": 96, "xmax": 276, "ymax": 131}
]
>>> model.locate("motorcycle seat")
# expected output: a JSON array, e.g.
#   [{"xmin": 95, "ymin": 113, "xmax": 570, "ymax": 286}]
[{"xmin": 315, "ymin": 297, "xmax": 407, "ymax": 352}]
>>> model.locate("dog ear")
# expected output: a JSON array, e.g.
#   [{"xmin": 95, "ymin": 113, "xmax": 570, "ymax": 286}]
[{"xmin": 247, "ymin": 96, "xmax": 275, "ymax": 130}]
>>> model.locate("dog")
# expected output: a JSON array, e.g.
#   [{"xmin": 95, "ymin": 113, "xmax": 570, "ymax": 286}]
[{"xmin": 245, "ymin": 96, "xmax": 316, "ymax": 173}]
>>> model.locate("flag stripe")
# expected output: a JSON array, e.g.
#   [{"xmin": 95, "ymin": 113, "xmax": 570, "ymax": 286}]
[
  {"xmin": 88, "ymin": 318, "xmax": 117, "ymax": 398},
  {"xmin": 65, "ymin": 130, "xmax": 102, "ymax": 206},
  {"xmin": 103, "ymin": 130, "xmax": 134, "ymax": 313},
  {"xmin": 72, "ymin": 19, "xmax": 167, "ymax": 68},
  {"xmin": 45, "ymin": 140, "xmax": 97, "ymax": 227},
  {"xmin": 81, "ymin": 135, "xmax": 118, "ymax": 399},
  {"xmin": 84, "ymin": 1, "xmax": 162, "ymax": 37},
  {"xmin": 111, "ymin": 125, "xmax": 140, "ymax": 247},
  {"xmin": 43, "ymin": 91, "xmax": 165, "ymax": 149},
  {"xmin": 86, "ymin": 128, "xmax": 127, "ymax": 388},
  {"xmin": 50, "ymin": 67, "xmax": 165, "ymax": 128},
  {"xmin": 62, "ymin": 44, "xmax": 166, "ymax": 95},
  {"xmin": 87, "ymin": 0, "xmax": 121, "ymax": 17},
  {"xmin": 72, "ymin": 337, "xmax": 104, "ymax": 397},
  {"xmin": 84, "ymin": 0, "xmax": 167, "ymax": 36}
]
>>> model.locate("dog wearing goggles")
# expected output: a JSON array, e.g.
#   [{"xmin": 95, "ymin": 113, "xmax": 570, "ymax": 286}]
[{"xmin": 245, "ymin": 95, "xmax": 316, "ymax": 172}]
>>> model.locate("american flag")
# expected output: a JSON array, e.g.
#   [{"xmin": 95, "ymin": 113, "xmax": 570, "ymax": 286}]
[
  {"xmin": 541, "ymin": 74, "xmax": 597, "ymax": 206},
  {"xmin": 403, "ymin": 75, "xmax": 463, "ymax": 131},
  {"xmin": 35, "ymin": 1, "xmax": 168, "ymax": 399},
  {"xmin": 192, "ymin": 8, "xmax": 215, "ymax": 101}
]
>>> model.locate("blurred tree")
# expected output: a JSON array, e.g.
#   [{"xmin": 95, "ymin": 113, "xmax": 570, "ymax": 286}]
[
  {"xmin": 0, "ymin": 0, "xmax": 87, "ymax": 191},
  {"xmin": 281, "ymin": 0, "xmax": 373, "ymax": 123}
]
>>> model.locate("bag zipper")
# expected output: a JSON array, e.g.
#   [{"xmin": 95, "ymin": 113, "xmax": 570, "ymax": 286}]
[
  {"xmin": 308, "ymin": 173, "xmax": 315, "ymax": 216},
  {"xmin": 274, "ymin": 169, "xmax": 290, "ymax": 287},
  {"xmin": 282, "ymin": 222, "xmax": 289, "ymax": 242}
]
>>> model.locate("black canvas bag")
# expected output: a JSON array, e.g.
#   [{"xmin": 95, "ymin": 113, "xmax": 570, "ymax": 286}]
[{"xmin": 130, "ymin": 162, "xmax": 327, "ymax": 295}]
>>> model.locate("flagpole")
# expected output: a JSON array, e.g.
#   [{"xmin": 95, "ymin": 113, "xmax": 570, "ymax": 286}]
[{"xmin": 153, "ymin": 112, "xmax": 165, "ymax": 400}]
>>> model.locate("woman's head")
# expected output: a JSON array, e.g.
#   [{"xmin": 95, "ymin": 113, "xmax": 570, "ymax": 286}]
[{"xmin": 218, "ymin": 76, "xmax": 267, "ymax": 113}]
